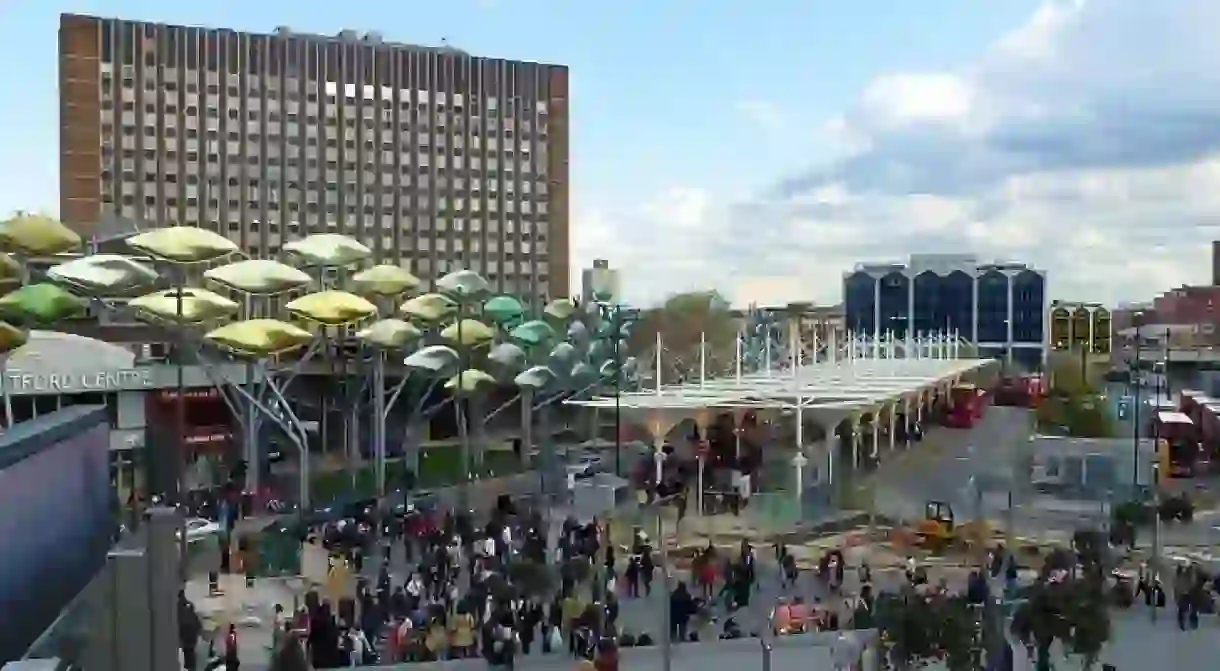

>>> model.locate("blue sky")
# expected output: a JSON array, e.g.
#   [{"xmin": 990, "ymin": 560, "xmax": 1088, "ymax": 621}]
[
  {"xmin": 9, "ymin": 1, "xmax": 1217, "ymax": 307},
  {"xmin": 0, "ymin": 0, "xmax": 1034, "ymax": 223}
]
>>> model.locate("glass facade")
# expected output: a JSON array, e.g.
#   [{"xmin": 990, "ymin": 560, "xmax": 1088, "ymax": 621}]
[
  {"xmin": 942, "ymin": 271, "xmax": 975, "ymax": 336},
  {"xmin": 1011, "ymin": 270, "xmax": 1045, "ymax": 344},
  {"xmin": 877, "ymin": 271, "xmax": 910, "ymax": 339},
  {"xmin": 844, "ymin": 271, "xmax": 876, "ymax": 334},
  {"xmin": 912, "ymin": 271, "xmax": 941, "ymax": 335},
  {"xmin": 976, "ymin": 271, "xmax": 1010, "ymax": 343},
  {"xmin": 846, "ymin": 263, "xmax": 1045, "ymax": 363}
]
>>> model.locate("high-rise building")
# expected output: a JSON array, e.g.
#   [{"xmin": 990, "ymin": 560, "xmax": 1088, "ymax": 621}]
[
  {"xmin": 580, "ymin": 259, "xmax": 620, "ymax": 304},
  {"xmin": 843, "ymin": 254, "xmax": 1048, "ymax": 368},
  {"xmin": 59, "ymin": 15, "xmax": 569, "ymax": 304}
]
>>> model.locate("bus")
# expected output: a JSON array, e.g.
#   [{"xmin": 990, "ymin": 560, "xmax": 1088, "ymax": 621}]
[
  {"xmin": 993, "ymin": 374, "xmax": 1046, "ymax": 408},
  {"xmin": 946, "ymin": 384, "xmax": 986, "ymax": 429},
  {"xmin": 1154, "ymin": 411, "xmax": 1200, "ymax": 478}
]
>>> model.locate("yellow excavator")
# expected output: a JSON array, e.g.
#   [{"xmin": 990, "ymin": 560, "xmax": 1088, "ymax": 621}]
[{"xmin": 913, "ymin": 500, "xmax": 991, "ymax": 553}]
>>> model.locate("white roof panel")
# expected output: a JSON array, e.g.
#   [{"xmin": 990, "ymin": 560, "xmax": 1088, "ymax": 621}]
[
  {"xmin": 568, "ymin": 356, "xmax": 992, "ymax": 411},
  {"xmin": 1157, "ymin": 411, "xmax": 1193, "ymax": 425}
]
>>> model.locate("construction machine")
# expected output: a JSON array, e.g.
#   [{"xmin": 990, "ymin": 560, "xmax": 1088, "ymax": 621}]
[{"xmin": 912, "ymin": 500, "xmax": 991, "ymax": 553}]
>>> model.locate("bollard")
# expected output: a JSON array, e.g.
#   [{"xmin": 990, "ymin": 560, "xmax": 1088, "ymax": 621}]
[{"xmin": 761, "ymin": 641, "xmax": 773, "ymax": 671}]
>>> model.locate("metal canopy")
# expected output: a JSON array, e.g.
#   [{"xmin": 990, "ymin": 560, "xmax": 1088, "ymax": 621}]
[{"xmin": 567, "ymin": 356, "xmax": 991, "ymax": 413}]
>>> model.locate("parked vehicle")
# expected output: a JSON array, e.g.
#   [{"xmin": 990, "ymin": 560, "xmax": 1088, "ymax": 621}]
[
  {"xmin": 993, "ymin": 374, "xmax": 1046, "ymax": 408},
  {"xmin": 181, "ymin": 517, "xmax": 223, "ymax": 542},
  {"xmin": 945, "ymin": 384, "xmax": 986, "ymax": 428},
  {"xmin": 1153, "ymin": 410, "xmax": 1201, "ymax": 478}
]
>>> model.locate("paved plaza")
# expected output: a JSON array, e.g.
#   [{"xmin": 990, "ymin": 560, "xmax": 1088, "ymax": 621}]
[{"xmin": 181, "ymin": 383, "xmax": 1220, "ymax": 669}]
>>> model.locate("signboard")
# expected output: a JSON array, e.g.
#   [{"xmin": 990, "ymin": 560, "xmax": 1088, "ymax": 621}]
[{"xmin": 3, "ymin": 369, "xmax": 154, "ymax": 395}]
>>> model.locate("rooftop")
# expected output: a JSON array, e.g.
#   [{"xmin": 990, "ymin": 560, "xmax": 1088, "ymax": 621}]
[{"xmin": 568, "ymin": 356, "xmax": 989, "ymax": 421}]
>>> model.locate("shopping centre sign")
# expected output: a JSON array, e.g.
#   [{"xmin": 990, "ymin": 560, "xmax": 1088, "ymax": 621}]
[{"xmin": 2, "ymin": 369, "xmax": 155, "ymax": 395}]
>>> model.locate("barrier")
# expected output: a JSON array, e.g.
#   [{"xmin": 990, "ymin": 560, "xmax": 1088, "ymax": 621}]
[{"xmin": 371, "ymin": 629, "xmax": 880, "ymax": 671}]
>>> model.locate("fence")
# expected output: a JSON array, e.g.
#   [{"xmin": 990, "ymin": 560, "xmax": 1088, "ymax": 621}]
[{"xmin": 373, "ymin": 630, "xmax": 880, "ymax": 671}]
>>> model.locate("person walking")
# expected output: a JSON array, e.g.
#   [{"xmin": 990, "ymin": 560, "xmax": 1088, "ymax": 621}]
[
  {"xmin": 178, "ymin": 592, "xmax": 203, "ymax": 671},
  {"xmin": 222, "ymin": 623, "xmax": 240, "ymax": 671}
]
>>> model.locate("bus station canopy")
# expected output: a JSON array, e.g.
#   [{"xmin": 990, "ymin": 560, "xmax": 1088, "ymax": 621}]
[{"xmin": 565, "ymin": 357, "xmax": 993, "ymax": 417}]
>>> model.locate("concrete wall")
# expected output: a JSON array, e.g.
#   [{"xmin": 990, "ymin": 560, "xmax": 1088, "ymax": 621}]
[{"xmin": 12, "ymin": 508, "xmax": 182, "ymax": 671}]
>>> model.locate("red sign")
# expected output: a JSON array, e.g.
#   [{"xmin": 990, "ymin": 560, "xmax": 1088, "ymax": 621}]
[
  {"xmin": 696, "ymin": 440, "xmax": 710, "ymax": 460},
  {"xmin": 159, "ymin": 388, "xmax": 221, "ymax": 402},
  {"xmin": 183, "ymin": 425, "xmax": 233, "ymax": 453}
]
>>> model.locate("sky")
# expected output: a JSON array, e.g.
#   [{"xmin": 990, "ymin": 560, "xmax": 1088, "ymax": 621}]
[{"xmin": 2, "ymin": 0, "xmax": 1217, "ymax": 308}]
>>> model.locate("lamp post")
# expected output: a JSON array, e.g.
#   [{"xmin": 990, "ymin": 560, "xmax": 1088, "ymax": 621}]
[
  {"xmin": 596, "ymin": 303, "xmax": 640, "ymax": 477},
  {"xmin": 1132, "ymin": 312, "xmax": 1144, "ymax": 487}
]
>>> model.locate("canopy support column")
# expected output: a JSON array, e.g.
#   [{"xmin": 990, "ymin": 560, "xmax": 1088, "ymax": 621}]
[
  {"xmin": 692, "ymin": 409, "xmax": 711, "ymax": 518},
  {"xmin": 888, "ymin": 403, "xmax": 897, "ymax": 451}
]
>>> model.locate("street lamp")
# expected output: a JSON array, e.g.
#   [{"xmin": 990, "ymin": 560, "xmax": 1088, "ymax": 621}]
[
  {"xmin": 1131, "ymin": 311, "xmax": 1145, "ymax": 487},
  {"xmin": 592, "ymin": 302, "xmax": 640, "ymax": 476}
]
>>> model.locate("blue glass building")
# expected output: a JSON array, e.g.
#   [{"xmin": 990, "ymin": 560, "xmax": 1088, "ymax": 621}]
[{"xmin": 843, "ymin": 254, "xmax": 1047, "ymax": 369}]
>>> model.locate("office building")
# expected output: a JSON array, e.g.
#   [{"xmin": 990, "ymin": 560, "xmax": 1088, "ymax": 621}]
[
  {"xmin": 580, "ymin": 258, "xmax": 620, "ymax": 304},
  {"xmin": 59, "ymin": 15, "xmax": 570, "ymax": 305},
  {"xmin": 843, "ymin": 254, "xmax": 1047, "ymax": 368},
  {"xmin": 1048, "ymin": 300, "xmax": 1111, "ymax": 354}
]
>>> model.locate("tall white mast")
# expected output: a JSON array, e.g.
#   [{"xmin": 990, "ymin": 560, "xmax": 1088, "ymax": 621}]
[
  {"xmin": 699, "ymin": 331, "xmax": 707, "ymax": 389},
  {"xmin": 655, "ymin": 331, "xmax": 663, "ymax": 396},
  {"xmin": 735, "ymin": 328, "xmax": 743, "ymax": 382}
]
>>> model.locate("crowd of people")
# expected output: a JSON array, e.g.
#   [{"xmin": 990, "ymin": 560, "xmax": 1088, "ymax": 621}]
[{"xmin": 175, "ymin": 488, "xmax": 893, "ymax": 671}]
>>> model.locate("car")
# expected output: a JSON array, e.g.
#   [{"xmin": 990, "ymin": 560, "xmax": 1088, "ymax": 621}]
[{"xmin": 181, "ymin": 517, "xmax": 222, "ymax": 542}]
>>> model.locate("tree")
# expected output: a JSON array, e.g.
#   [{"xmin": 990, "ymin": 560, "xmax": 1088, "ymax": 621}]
[
  {"xmin": 627, "ymin": 291, "xmax": 738, "ymax": 384},
  {"xmin": 875, "ymin": 591, "xmax": 980, "ymax": 671},
  {"xmin": 1011, "ymin": 550, "xmax": 1111, "ymax": 671},
  {"xmin": 1037, "ymin": 355, "xmax": 1114, "ymax": 437}
]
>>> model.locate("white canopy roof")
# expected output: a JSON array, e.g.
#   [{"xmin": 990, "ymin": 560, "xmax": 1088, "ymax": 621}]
[{"xmin": 567, "ymin": 356, "xmax": 992, "ymax": 417}]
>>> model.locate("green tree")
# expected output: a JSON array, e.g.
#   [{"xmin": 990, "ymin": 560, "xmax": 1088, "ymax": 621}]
[
  {"xmin": 875, "ymin": 592, "xmax": 980, "ymax": 670},
  {"xmin": 1037, "ymin": 355, "xmax": 1114, "ymax": 437},
  {"xmin": 1011, "ymin": 549, "xmax": 1111, "ymax": 671},
  {"xmin": 627, "ymin": 291, "xmax": 738, "ymax": 383}
]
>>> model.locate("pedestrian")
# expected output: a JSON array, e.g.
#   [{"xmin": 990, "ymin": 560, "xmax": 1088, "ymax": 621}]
[
  {"xmin": 178, "ymin": 592, "xmax": 203, "ymax": 671},
  {"xmin": 222, "ymin": 623, "xmax": 240, "ymax": 670}
]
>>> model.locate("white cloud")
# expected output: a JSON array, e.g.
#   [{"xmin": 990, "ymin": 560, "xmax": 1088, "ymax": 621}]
[
  {"xmin": 569, "ymin": 188, "xmax": 732, "ymax": 307},
  {"xmin": 608, "ymin": 0, "xmax": 1220, "ymax": 309}
]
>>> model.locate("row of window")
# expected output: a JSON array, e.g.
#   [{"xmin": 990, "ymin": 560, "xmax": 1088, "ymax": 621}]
[
  {"xmin": 104, "ymin": 195, "xmax": 553, "ymax": 220},
  {"xmin": 101, "ymin": 192, "xmax": 550, "ymax": 219},
  {"xmin": 105, "ymin": 122, "xmax": 544, "ymax": 154},
  {"xmin": 99, "ymin": 146, "xmax": 549, "ymax": 179},
  {"xmin": 104, "ymin": 136, "xmax": 544, "ymax": 168},
  {"xmin": 102, "ymin": 99, "xmax": 547, "ymax": 140},
  {"xmin": 100, "ymin": 170, "xmax": 547, "ymax": 196},
  {"xmin": 110, "ymin": 205, "xmax": 550, "ymax": 241},
  {"xmin": 101, "ymin": 66, "xmax": 550, "ymax": 119}
]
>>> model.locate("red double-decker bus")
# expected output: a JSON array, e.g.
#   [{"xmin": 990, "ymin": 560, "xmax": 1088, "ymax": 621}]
[
  {"xmin": 946, "ymin": 384, "xmax": 986, "ymax": 428},
  {"xmin": 1154, "ymin": 411, "xmax": 1200, "ymax": 478}
]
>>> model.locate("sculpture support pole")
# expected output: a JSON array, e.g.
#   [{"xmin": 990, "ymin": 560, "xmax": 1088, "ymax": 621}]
[
  {"xmin": 244, "ymin": 378, "xmax": 259, "ymax": 493},
  {"xmin": 538, "ymin": 401, "xmax": 557, "ymax": 506},
  {"xmin": 244, "ymin": 295, "xmax": 259, "ymax": 494},
  {"xmin": 0, "ymin": 356, "xmax": 12, "ymax": 428},
  {"xmin": 374, "ymin": 352, "xmax": 387, "ymax": 506},
  {"xmin": 521, "ymin": 387, "xmax": 534, "ymax": 472},
  {"xmin": 174, "ymin": 266, "xmax": 188, "ymax": 584}
]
